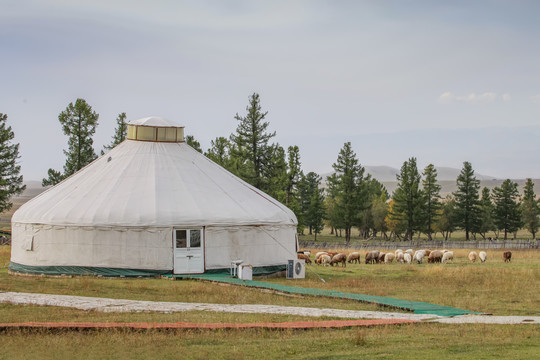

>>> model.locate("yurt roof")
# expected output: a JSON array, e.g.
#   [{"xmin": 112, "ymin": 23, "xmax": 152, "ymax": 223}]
[{"xmin": 13, "ymin": 118, "xmax": 297, "ymax": 228}]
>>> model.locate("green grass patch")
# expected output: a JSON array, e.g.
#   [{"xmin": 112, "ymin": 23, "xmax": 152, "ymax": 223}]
[{"xmin": 1, "ymin": 324, "xmax": 538, "ymax": 359}]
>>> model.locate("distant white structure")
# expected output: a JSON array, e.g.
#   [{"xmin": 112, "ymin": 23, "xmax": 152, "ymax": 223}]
[{"xmin": 10, "ymin": 117, "xmax": 297, "ymax": 277}]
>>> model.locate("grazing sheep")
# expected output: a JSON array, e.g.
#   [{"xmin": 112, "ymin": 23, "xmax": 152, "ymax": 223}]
[
  {"xmin": 395, "ymin": 249, "xmax": 403, "ymax": 257},
  {"xmin": 315, "ymin": 252, "xmax": 328, "ymax": 261},
  {"xmin": 330, "ymin": 253, "xmax": 347, "ymax": 267},
  {"xmin": 468, "ymin": 251, "xmax": 478, "ymax": 263},
  {"xmin": 395, "ymin": 251, "xmax": 405, "ymax": 263},
  {"xmin": 479, "ymin": 251, "xmax": 487, "ymax": 263},
  {"xmin": 347, "ymin": 252, "xmax": 361, "ymax": 264},
  {"xmin": 378, "ymin": 252, "xmax": 386, "ymax": 264},
  {"xmin": 297, "ymin": 253, "xmax": 312, "ymax": 264},
  {"xmin": 424, "ymin": 249, "xmax": 431, "ymax": 257},
  {"xmin": 405, "ymin": 249, "xmax": 414, "ymax": 257},
  {"xmin": 365, "ymin": 250, "xmax": 379, "ymax": 264},
  {"xmin": 320, "ymin": 254, "xmax": 332, "ymax": 266},
  {"xmin": 403, "ymin": 253, "xmax": 412, "ymax": 264},
  {"xmin": 413, "ymin": 250, "xmax": 426, "ymax": 264},
  {"xmin": 384, "ymin": 253, "xmax": 395, "ymax": 264},
  {"xmin": 428, "ymin": 250, "xmax": 443, "ymax": 263},
  {"xmin": 441, "ymin": 251, "xmax": 454, "ymax": 264},
  {"xmin": 441, "ymin": 249, "xmax": 449, "ymax": 254},
  {"xmin": 503, "ymin": 251, "xmax": 512, "ymax": 263}
]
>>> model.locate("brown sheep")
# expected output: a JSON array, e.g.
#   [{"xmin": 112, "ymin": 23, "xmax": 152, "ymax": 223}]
[
  {"xmin": 378, "ymin": 252, "xmax": 386, "ymax": 264},
  {"xmin": 347, "ymin": 252, "xmax": 361, "ymax": 264},
  {"xmin": 297, "ymin": 253, "xmax": 312, "ymax": 264},
  {"xmin": 330, "ymin": 253, "xmax": 347, "ymax": 267},
  {"xmin": 424, "ymin": 249, "xmax": 431, "ymax": 257},
  {"xmin": 428, "ymin": 250, "xmax": 443, "ymax": 263},
  {"xmin": 365, "ymin": 250, "xmax": 379, "ymax": 264},
  {"xmin": 503, "ymin": 251, "xmax": 512, "ymax": 263}
]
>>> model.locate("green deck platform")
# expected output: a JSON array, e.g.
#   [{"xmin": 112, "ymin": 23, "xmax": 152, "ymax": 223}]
[{"xmin": 167, "ymin": 273, "xmax": 479, "ymax": 317}]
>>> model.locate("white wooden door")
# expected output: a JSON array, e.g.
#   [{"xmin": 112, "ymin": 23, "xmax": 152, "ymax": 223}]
[{"xmin": 173, "ymin": 228, "xmax": 204, "ymax": 274}]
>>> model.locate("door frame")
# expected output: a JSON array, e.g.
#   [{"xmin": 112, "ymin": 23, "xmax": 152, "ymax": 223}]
[{"xmin": 172, "ymin": 226, "xmax": 206, "ymax": 274}]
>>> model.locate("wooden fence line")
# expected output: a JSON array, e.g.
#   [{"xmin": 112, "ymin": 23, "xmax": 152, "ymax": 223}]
[{"xmin": 299, "ymin": 239, "xmax": 540, "ymax": 250}]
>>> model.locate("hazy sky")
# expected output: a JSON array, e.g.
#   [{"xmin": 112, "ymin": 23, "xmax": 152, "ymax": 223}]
[{"xmin": 2, "ymin": 0, "xmax": 540, "ymax": 181}]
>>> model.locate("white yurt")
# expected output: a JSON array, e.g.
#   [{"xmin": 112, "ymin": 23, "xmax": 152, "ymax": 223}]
[{"xmin": 10, "ymin": 117, "xmax": 298, "ymax": 277}]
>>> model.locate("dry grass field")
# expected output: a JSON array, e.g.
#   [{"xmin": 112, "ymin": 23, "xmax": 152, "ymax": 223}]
[{"xmin": 1, "ymin": 245, "xmax": 539, "ymax": 358}]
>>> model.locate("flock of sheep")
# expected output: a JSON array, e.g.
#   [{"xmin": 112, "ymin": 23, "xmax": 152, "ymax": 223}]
[{"xmin": 297, "ymin": 249, "xmax": 513, "ymax": 267}]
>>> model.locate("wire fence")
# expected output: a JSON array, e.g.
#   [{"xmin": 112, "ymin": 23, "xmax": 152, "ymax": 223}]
[{"xmin": 299, "ymin": 239, "xmax": 540, "ymax": 250}]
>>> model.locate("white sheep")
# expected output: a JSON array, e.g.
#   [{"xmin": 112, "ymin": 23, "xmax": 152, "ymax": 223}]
[
  {"xmin": 405, "ymin": 249, "xmax": 414, "ymax": 256},
  {"xmin": 403, "ymin": 253, "xmax": 412, "ymax": 264},
  {"xmin": 468, "ymin": 251, "xmax": 478, "ymax": 263},
  {"xmin": 479, "ymin": 251, "xmax": 487, "ymax": 263},
  {"xmin": 395, "ymin": 251, "xmax": 405, "ymax": 263},
  {"xmin": 384, "ymin": 253, "xmax": 395, "ymax": 264},
  {"xmin": 315, "ymin": 252, "xmax": 328, "ymax": 261},
  {"xmin": 442, "ymin": 251, "xmax": 454, "ymax": 264},
  {"xmin": 320, "ymin": 254, "xmax": 332, "ymax": 266},
  {"xmin": 414, "ymin": 250, "xmax": 426, "ymax": 264}
]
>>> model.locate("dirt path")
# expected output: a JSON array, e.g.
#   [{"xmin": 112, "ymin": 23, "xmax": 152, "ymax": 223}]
[{"xmin": 1, "ymin": 292, "xmax": 538, "ymax": 324}]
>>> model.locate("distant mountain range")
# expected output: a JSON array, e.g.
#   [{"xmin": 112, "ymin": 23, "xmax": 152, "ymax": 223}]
[
  {"xmin": 362, "ymin": 166, "xmax": 498, "ymax": 182},
  {"xmin": 319, "ymin": 166, "xmax": 539, "ymax": 196},
  {"xmin": 322, "ymin": 166, "xmax": 497, "ymax": 183}
]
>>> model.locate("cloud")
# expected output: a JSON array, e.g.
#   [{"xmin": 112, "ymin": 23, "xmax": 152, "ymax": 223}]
[
  {"xmin": 530, "ymin": 94, "xmax": 540, "ymax": 103},
  {"xmin": 438, "ymin": 92, "xmax": 509, "ymax": 104}
]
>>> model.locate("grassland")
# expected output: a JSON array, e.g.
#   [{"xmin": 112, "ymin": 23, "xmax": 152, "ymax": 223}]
[{"xmin": 1, "ymin": 246, "xmax": 539, "ymax": 359}]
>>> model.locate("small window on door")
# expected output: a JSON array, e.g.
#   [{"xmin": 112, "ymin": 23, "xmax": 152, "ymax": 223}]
[
  {"xmin": 175, "ymin": 230, "xmax": 187, "ymax": 248},
  {"xmin": 190, "ymin": 230, "xmax": 201, "ymax": 248}
]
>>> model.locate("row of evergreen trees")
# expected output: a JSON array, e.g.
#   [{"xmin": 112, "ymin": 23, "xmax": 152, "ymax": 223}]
[
  {"xmin": 1, "ymin": 94, "xmax": 539, "ymax": 243},
  {"xmin": 386, "ymin": 159, "xmax": 539, "ymax": 242}
]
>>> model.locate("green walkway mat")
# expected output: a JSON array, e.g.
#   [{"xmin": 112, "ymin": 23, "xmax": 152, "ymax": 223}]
[{"xmin": 167, "ymin": 273, "xmax": 479, "ymax": 317}]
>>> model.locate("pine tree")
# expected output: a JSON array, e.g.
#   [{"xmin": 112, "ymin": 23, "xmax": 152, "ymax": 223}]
[
  {"xmin": 492, "ymin": 179, "xmax": 522, "ymax": 240},
  {"xmin": 422, "ymin": 164, "xmax": 441, "ymax": 240},
  {"xmin": 453, "ymin": 161, "xmax": 481, "ymax": 240},
  {"xmin": 371, "ymin": 189, "xmax": 389, "ymax": 239},
  {"xmin": 435, "ymin": 196, "xmax": 457, "ymax": 240},
  {"xmin": 185, "ymin": 135, "xmax": 202, "ymax": 153},
  {"xmin": 265, "ymin": 145, "xmax": 288, "ymax": 203},
  {"xmin": 299, "ymin": 172, "xmax": 325, "ymax": 240},
  {"xmin": 102, "ymin": 112, "xmax": 127, "ymax": 153},
  {"xmin": 298, "ymin": 172, "xmax": 321, "ymax": 234},
  {"xmin": 359, "ymin": 177, "xmax": 387, "ymax": 239},
  {"xmin": 230, "ymin": 93, "xmax": 275, "ymax": 191},
  {"xmin": 521, "ymin": 179, "xmax": 540, "ymax": 239},
  {"xmin": 478, "ymin": 187, "xmax": 495, "ymax": 239},
  {"xmin": 205, "ymin": 137, "xmax": 233, "ymax": 168},
  {"xmin": 0, "ymin": 113, "xmax": 26, "ymax": 213},
  {"xmin": 391, "ymin": 158, "xmax": 423, "ymax": 241},
  {"xmin": 285, "ymin": 146, "xmax": 302, "ymax": 207},
  {"xmin": 42, "ymin": 98, "xmax": 99, "ymax": 186},
  {"xmin": 326, "ymin": 142, "xmax": 368, "ymax": 245}
]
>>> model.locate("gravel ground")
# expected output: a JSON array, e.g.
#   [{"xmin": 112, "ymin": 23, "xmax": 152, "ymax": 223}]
[{"xmin": 1, "ymin": 292, "xmax": 538, "ymax": 324}]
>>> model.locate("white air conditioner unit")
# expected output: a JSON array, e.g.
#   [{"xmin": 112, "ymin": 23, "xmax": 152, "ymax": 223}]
[{"xmin": 286, "ymin": 259, "xmax": 305, "ymax": 279}]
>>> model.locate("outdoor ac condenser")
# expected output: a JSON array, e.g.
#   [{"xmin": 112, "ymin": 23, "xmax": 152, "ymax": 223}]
[{"xmin": 286, "ymin": 259, "xmax": 305, "ymax": 279}]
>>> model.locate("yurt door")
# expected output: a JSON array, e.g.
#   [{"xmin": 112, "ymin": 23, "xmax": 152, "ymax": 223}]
[{"xmin": 174, "ymin": 229, "xmax": 204, "ymax": 274}]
